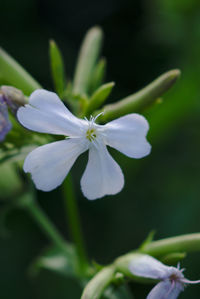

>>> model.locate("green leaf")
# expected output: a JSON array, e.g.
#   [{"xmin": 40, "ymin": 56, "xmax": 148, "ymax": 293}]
[
  {"xmin": 95, "ymin": 69, "xmax": 181, "ymax": 122},
  {"xmin": 0, "ymin": 163, "xmax": 23, "ymax": 198},
  {"xmin": 0, "ymin": 144, "xmax": 36, "ymax": 165},
  {"xmin": 0, "ymin": 47, "xmax": 41, "ymax": 95},
  {"xmin": 49, "ymin": 40, "xmax": 66, "ymax": 97},
  {"xmin": 85, "ymin": 82, "xmax": 115, "ymax": 117},
  {"xmin": 73, "ymin": 26, "xmax": 103, "ymax": 95},
  {"xmin": 88, "ymin": 58, "xmax": 107, "ymax": 95},
  {"xmin": 29, "ymin": 245, "xmax": 78, "ymax": 279},
  {"xmin": 140, "ymin": 230, "xmax": 156, "ymax": 250}
]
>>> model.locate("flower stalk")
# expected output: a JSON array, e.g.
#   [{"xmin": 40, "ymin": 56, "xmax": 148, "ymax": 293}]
[
  {"xmin": 63, "ymin": 175, "xmax": 89, "ymax": 273},
  {"xmin": 19, "ymin": 193, "xmax": 72, "ymax": 256}
]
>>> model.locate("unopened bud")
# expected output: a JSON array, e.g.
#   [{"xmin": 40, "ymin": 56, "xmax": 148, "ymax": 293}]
[
  {"xmin": 0, "ymin": 85, "xmax": 27, "ymax": 114},
  {"xmin": 0, "ymin": 94, "xmax": 12, "ymax": 141}
]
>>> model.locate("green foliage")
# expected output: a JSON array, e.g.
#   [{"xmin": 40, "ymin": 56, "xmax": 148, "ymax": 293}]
[
  {"xmin": 0, "ymin": 163, "xmax": 22, "ymax": 198},
  {"xmin": 30, "ymin": 245, "xmax": 78, "ymax": 279},
  {"xmin": 72, "ymin": 27, "xmax": 104, "ymax": 96},
  {"xmin": 0, "ymin": 48, "xmax": 41, "ymax": 95},
  {"xmin": 88, "ymin": 58, "xmax": 107, "ymax": 95},
  {"xmin": 49, "ymin": 40, "xmax": 66, "ymax": 98},
  {"xmin": 85, "ymin": 82, "xmax": 115, "ymax": 117}
]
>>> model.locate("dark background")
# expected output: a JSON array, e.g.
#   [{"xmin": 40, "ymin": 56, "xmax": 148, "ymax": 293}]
[{"xmin": 1, "ymin": 0, "xmax": 200, "ymax": 298}]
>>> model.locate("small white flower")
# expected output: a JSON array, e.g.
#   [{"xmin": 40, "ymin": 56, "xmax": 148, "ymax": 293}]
[
  {"xmin": 17, "ymin": 89, "xmax": 151, "ymax": 200},
  {"xmin": 129, "ymin": 254, "xmax": 200, "ymax": 299}
]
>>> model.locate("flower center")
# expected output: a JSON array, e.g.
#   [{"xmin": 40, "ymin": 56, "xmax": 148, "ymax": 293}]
[{"xmin": 86, "ymin": 128, "xmax": 97, "ymax": 142}]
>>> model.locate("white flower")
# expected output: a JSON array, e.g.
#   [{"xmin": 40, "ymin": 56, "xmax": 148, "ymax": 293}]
[
  {"xmin": 129, "ymin": 254, "xmax": 200, "ymax": 299},
  {"xmin": 17, "ymin": 89, "xmax": 151, "ymax": 200}
]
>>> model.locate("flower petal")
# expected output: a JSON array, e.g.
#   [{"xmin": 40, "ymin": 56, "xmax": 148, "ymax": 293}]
[
  {"xmin": 103, "ymin": 114, "xmax": 151, "ymax": 158},
  {"xmin": 129, "ymin": 255, "xmax": 172, "ymax": 280},
  {"xmin": 147, "ymin": 280, "xmax": 184, "ymax": 299},
  {"xmin": 24, "ymin": 138, "xmax": 87, "ymax": 191},
  {"xmin": 17, "ymin": 89, "xmax": 86, "ymax": 136},
  {"xmin": 80, "ymin": 143, "xmax": 124, "ymax": 200}
]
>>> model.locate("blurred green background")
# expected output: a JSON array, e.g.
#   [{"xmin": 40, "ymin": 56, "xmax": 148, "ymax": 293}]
[{"xmin": 1, "ymin": 0, "xmax": 200, "ymax": 298}]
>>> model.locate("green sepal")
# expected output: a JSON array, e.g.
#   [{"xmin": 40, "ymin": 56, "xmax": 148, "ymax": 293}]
[
  {"xmin": 0, "ymin": 47, "xmax": 41, "ymax": 95},
  {"xmin": 73, "ymin": 26, "xmax": 103, "ymax": 95},
  {"xmin": 160, "ymin": 252, "xmax": 186, "ymax": 264},
  {"xmin": 88, "ymin": 58, "xmax": 107, "ymax": 95},
  {"xmin": 85, "ymin": 82, "xmax": 115, "ymax": 117},
  {"xmin": 49, "ymin": 40, "xmax": 66, "ymax": 98},
  {"xmin": 139, "ymin": 230, "xmax": 156, "ymax": 250}
]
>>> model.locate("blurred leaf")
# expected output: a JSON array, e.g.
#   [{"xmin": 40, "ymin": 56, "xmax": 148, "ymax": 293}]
[
  {"xmin": 0, "ymin": 163, "xmax": 22, "ymax": 198},
  {"xmin": 30, "ymin": 244, "xmax": 78, "ymax": 279},
  {"xmin": 102, "ymin": 284, "xmax": 133, "ymax": 299},
  {"xmin": 88, "ymin": 58, "xmax": 107, "ymax": 95},
  {"xmin": 0, "ymin": 47, "xmax": 41, "ymax": 95},
  {"xmin": 49, "ymin": 40, "xmax": 66, "ymax": 98},
  {"xmin": 95, "ymin": 69, "xmax": 181, "ymax": 122},
  {"xmin": 0, "ymin": 144, "xmax": 36, "ymax": 165},
  {"xmin": 140, "ymin": 230, "xmax": 156, "ymax": 250},
  {"xmin": 85, "ymin": 82, "xmax": 115, "ymax": 117},
  {"xmin": 73, "ymin": 26, "xmax": 103, "ymax": 95}
]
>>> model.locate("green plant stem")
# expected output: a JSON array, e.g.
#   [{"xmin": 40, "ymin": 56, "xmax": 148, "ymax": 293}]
[
  {"xmin": 24, "ymin": 195, "xmax": 71, "ymax": 255},
  {"xmin": 63, "ymin": 175, "xmax": 88, "ymax": 271}
]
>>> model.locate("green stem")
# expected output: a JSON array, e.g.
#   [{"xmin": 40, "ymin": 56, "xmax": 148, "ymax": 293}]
[
  {"xmin": 62, "ymin": 175, "xmax": 88, "ymax": 271},
  {"xmin": 24, "ymin": 195, "xmax": 71, "ymax": 255}
]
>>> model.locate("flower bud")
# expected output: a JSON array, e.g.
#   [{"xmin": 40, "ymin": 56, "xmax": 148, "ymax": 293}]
[
  {"xmin": 0, "ymin": 94, "xmax": 12, "ymax": 141},
  {"xmin": 0, "ymin": 85, "xmax": 27, "ymax": 114}
]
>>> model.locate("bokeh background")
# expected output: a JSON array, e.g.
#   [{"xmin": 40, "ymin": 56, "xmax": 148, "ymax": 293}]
[{"xmin": 1, "ymin": 0, "xmax": 200, "ymax": 298}]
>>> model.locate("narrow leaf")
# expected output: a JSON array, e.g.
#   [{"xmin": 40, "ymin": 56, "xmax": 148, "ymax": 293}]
[
  {"xmin": 73, "ymin": 26, "xmax": 103, "ymax": 95},
  {"xmin": 88, "ymin": 58, "xmax": 107, "ymax": 94},
  {"xmin": 95, "ymin": 69, "xmax": 181, "ymax": 122},
  {"xmin": 49, "ymin": 40, "xmax": 66, "ymax": 97},
  {"xmin": 0, "ymin": 47, "xmax": 41, "ymax": 95},
  {"xmin": 85, "ymin": 82, "xmax": 115, "ymax": 117}
]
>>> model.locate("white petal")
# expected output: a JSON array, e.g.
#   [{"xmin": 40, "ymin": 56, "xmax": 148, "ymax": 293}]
[
  {"xmin": 103, "ymin": 114, "xmax": 151, "ymax": 158},
  {"xmin": 17, "ymin": 89, "xmax": 86, "ymax": 136},
  {"xmin": 24, "ymin": 138, "xmax": 87, "ymax": 191},
  {"xmin": 80, "ymin": 142, "xmax": 124, "ymax": 200},
  {"xmin": 129, "ymin": 255, "xmax": 172, "ymax": 280},
  {"xmin": 147, "ymin": 280, "xmax": 183, "ymax": 299}
]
